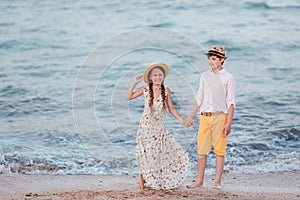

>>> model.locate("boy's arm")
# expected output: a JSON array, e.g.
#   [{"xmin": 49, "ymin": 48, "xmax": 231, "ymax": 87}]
[
  {"xmin": 223, "ymin": 104, "xmax": 234, "ymax": 136},
  {"xmin": 223, "ymin": 74, "xmax": 235, "ymax": 136}
]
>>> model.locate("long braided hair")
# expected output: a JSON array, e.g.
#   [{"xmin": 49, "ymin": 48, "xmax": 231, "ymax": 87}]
[{"xmin": 148, "ymin": 66, "xmax": 167, "ymax": 117}]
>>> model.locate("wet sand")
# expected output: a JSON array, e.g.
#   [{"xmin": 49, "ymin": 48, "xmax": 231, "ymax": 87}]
[{"xmin": 1, "ymin": 171, "xmax": 299, "ymax": 199}]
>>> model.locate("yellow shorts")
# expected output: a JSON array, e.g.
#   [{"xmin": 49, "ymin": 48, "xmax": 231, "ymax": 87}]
[{"xmin": 197, "ymin": 113, "xmax": 228, "ymax": 156}]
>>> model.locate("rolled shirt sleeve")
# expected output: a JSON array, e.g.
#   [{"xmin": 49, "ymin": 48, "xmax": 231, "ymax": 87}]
[{"xmin": 226, "ymin": 75, "xmax": 236, "ymax": 110}]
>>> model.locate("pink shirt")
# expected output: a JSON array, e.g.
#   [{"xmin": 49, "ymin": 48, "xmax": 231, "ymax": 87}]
[{"xmin": 195, "ymin": 69, "xmax": 235, "ymax": 113}]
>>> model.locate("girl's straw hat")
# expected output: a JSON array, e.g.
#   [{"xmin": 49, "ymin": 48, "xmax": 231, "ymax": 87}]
[{"xmin": 143, "ymin": 63, "xmax": 169, "ymax": 84}]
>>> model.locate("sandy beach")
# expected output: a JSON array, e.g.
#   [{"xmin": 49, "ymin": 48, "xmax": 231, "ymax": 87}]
[{"xmin": 1, "ymin": 171, "xmax": 299, "ymax": 200}]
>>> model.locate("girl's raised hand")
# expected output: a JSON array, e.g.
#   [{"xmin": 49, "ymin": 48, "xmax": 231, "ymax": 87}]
[{"xmin": 134, "ymin": 75, "xmax": 143, "ymax": 84}]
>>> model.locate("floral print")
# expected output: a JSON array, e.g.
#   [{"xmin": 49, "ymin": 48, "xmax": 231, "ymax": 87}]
[{"xmin": 136, "ymin": 86, "xmax": 190, "ymax": 190}]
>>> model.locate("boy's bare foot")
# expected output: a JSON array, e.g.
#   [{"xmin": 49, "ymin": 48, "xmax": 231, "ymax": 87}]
[
  {"xmin": 186, "ymin": 181, "xmax": 203, "ymax": 189},
  {"xmin": 211, "ymin": 184, "xmax": 221, "ymax": 189},
  {"xmin": 212, "ymin": 181, "xmax": 222, "ymax": 189}
]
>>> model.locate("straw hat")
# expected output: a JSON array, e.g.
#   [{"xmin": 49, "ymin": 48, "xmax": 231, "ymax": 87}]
[
  {"xmin": 143, "ymin": 63, "xmax": 169, "ymax": 84},
  {"xmin": 204, "ymin": 45, "xmax": 227, "ymax": 59}
]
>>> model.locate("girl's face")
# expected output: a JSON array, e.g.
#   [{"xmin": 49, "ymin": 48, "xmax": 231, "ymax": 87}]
[
  {"xmin": 208, "ymin": 55, "xmax": 224, "ymax": 71},
  {"xmin": 150, "ymin": 68, "xmax": 165, "ymax": 85}
]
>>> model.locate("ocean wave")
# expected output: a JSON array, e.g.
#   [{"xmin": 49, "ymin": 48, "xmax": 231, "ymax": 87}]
[
  {"xmin": 1, "ymin": 126, "xmax": 299, "ymax": 175},
  {"xmin": 0, "ymin": 40, "xmax": 19, "ymax": 50},
  {"xmin": 0, "ymin": 95, "xmax": 63, "ymax": 118},
  {"xmin": 0, "ymin": 22, "xmax": 14, "ymax": 27},
  {"xmin": 0, "ymin": 85, "xmax": 28, "ymax": 97},
  {"xmin": 0, "ymin": 152, "xmax": 137, "ymax": 175},
  {"xmin": 245, "ymin": 0, "xmax": 300, "ymax": 9},
  {"xmin": 0, "ymin": 131, "xmax": 139, "ymax": 175},
  {"xmin": 272, "ymin": 128, "xmax": 300, "ymax": 142},
  {"xmin": 227, "ymin": 153, "xmax": 300, "ymax": 174},
  {"xmin": 149, "ymin": 23, "xmax": 173, "ymax": 28}
]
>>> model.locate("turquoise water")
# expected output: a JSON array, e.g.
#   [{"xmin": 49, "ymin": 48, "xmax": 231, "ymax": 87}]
[{"xmin": 0, "ymin": 0, "xmax": 299, "ymax": 175}]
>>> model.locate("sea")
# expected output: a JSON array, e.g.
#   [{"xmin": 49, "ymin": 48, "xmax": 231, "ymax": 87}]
[{"xmin": 0, "ymin": 0, "xmax": 299, "ymax": 176}]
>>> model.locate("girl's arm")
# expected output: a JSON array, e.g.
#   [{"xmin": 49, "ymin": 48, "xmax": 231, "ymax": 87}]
[
  {"xmin": 166, "ymin": 88, "xmax": 183, "ymax": 123},
  {"xmin": 126, "ymin": 75, "xmax": 144, "ymax": 100},
  {"xmin": 184, "ymin": 100, "xmax": 201, "ymax": 126}
]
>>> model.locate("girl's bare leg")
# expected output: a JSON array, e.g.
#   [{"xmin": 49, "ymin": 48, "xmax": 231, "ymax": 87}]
[{"xmin": 139, "ymin": 174, "xmax": 145, "ymax": 190}]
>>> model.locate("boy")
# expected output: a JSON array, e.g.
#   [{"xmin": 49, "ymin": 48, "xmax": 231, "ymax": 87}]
[{"xmin": 184, "ymin": 45, "xmax": 235, "ymax": 188}]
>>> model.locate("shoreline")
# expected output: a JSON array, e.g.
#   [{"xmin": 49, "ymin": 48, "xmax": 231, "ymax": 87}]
[{"xmin": 1, "ymin": 171, "xmax": 300, "ymax": 200}]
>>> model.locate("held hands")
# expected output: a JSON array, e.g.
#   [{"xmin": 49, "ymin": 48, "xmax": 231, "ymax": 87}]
[{"xmin": 182, "ymin": 117, "xmax": 193, "ymax": 127}]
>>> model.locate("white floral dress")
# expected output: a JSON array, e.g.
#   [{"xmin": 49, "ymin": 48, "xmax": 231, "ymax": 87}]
[{"xmin": 136, "ymin": 86, "xmax": 190, "ymax": 190}]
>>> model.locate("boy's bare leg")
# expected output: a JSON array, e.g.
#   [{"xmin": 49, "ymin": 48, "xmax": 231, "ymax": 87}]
[
  {"xmin": 139, "ymin": 174, "xmax": 145, "ymax": 190},
  {"xmin": 187, "ymin": 154, "xmax": 207, "ymax": 188},
  {"xmin": 214, "ymin": 155, "xmax": 224, "ymax": 187}
]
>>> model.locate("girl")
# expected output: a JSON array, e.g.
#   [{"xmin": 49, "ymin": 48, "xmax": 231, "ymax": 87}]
[{"xmin": 126, "ymin": 63, "xmax": 190, "ymax": 190}]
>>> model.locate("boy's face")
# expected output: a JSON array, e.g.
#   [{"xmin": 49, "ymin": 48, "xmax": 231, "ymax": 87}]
[{"xmin": 208, "ymin": 55, "xmax": 224, "ymax": 71}]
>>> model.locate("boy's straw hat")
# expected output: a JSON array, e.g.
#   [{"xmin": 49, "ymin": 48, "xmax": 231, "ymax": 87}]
[
  {"xmin": 204, "ymin": 45, "xmax": 227, "ymax": 59},
  {"xmin": 143, "ymin": 63, "xmax": 169, "ymax": 84}
]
